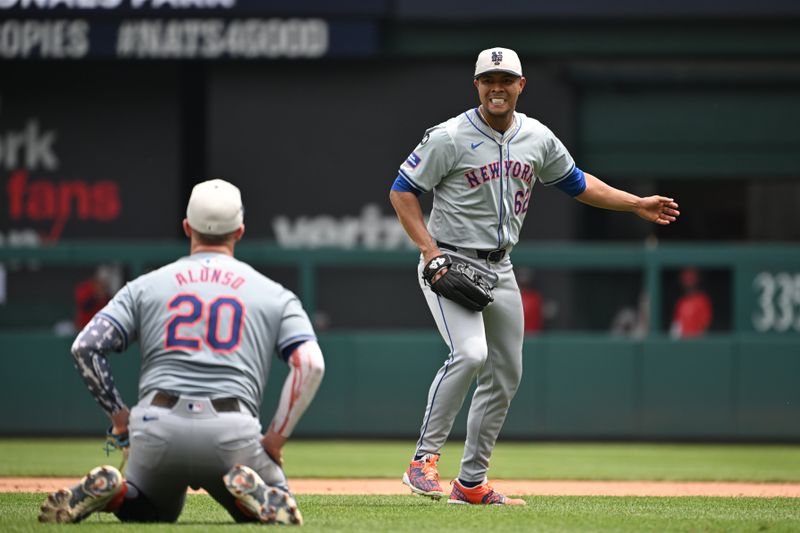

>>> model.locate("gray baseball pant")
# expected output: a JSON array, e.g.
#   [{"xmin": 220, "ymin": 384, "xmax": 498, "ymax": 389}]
[
  {"xmin": 116, "ymin": 391, "xmax": 286, "ymax": 522},
  {"xmin": 415, "ymin": 256, "xmax": 524, "ymax": 483}
]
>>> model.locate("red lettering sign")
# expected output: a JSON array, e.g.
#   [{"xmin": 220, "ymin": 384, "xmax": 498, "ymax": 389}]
[{"xmin": 6, "ymin": 169, "xmax": 122, "ymax": 242}]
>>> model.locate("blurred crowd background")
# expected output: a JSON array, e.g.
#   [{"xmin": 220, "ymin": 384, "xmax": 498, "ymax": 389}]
[
  {"xmin": 2, "ymin": 1, "xmax": 799, "ymax": 335},
  {"xmin": 0, "ymin": 0, "xmax": 798, "ymax": 440}
]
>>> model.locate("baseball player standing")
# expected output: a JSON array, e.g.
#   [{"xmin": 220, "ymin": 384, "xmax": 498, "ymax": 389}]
[
  {"xmin": 391, "ymin": 47, "xmax": 679, "ymax": 505},
  {"xmin": 39, "ymin": 179, "xmax": 325, "ymax": 524}
]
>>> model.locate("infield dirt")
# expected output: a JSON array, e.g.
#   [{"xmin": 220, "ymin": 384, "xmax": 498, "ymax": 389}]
[{"xmin": 3, "ymin": 478, "xmax": 799, "ymax": 497}]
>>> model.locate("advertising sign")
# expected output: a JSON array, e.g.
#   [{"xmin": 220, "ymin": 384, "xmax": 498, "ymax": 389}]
[
  {"xmin": 0, "ymin": 1, "xmax": 379, "ymax": 59},
  {"xmin": 0, "ymin": 65, "xmax": 181, "ymax": 244}
]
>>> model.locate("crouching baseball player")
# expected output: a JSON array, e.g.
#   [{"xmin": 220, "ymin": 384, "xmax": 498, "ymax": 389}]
[{"xmin": 39, "ymin": 179, "xmax": 325, "ymax": 525}]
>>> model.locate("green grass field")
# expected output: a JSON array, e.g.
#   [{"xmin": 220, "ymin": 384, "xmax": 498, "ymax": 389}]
[
  {"xmin": 3, "ymin": 493, "xmax": 800, "ymax": 532},
  {"xmin": 2, "ymin": 439, "xmax": 800, "ymax": 532},
  {"xmin": 3, "ymin": 439, "xmax": 800, "ymax": 481}
]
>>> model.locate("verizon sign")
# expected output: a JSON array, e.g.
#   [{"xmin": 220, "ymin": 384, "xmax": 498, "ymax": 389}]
[{"xmin": 273, "ymin": 204, "xmax": 415, "ymax": 249}]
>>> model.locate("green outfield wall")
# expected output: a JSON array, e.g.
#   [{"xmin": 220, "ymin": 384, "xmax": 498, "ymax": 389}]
[
  {"xmin": 1, "ymin": 331, "xmax": 798, "ymax": 440},
  {"xmin": 1, "ymin": 243, "xmax": 798, "ymax": 439}
]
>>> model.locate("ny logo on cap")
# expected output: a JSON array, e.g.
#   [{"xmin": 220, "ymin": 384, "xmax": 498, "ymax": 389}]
[{"xmin": 491, "ymin": 51, "xmax": 503, "ymax": 65}]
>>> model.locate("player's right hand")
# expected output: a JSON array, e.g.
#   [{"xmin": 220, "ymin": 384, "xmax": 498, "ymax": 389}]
[
  {"xmin": 635, "ymin": 196, "xmax": 680, "ymax": 225},
  {"xmin": 261, "ymin": 429, "xmax": 286, "ymax": 467},
  {"xmin": 422, "ymin": 247, "xmax": 448, "ymax": 282}
]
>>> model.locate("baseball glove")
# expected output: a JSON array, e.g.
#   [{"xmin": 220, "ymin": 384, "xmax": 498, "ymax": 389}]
[{"xmin": 422, "ymin": 253, "xmax": 496, "ymax": 312}]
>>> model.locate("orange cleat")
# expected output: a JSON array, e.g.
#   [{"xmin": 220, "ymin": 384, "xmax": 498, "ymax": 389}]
[
  {"xmin": 448, "ymin": 478, "xmax": 527, "ymax": 506},
  {"xmin": 402, "ymin": 453, "xmax": 444, "ymax": 500}
]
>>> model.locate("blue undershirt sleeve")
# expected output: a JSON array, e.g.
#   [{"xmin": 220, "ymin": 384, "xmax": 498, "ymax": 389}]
[
  {"xmin": 553, "ymin": 166, "xmax": 587, "ymax": 197},
  {"xmin": 391, "ymin": 174, "xmax": 424, "ymax": 196}
]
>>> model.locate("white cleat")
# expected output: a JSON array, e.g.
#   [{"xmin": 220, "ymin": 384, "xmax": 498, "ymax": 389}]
[
  {"xmin": 38, "ymin": 465, "xmax": 124, "ymax": 523},
  {"xmin": 224, "ymin": 464, "xmax": 303, "ymax": 525}
]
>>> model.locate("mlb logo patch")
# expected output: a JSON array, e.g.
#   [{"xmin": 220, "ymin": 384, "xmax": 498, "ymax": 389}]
[
  {"xmin": 186, "ymin": 401, "xmax": 204, "ymax": 413},
  {"xmin": 405, "ymin": 152, "xmax": 422, "ymax": 169}
]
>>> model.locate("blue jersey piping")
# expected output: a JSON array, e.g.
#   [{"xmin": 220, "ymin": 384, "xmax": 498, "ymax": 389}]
[
  {"xmin": 497, "ymin": 143, "xmax": 504, "ymax": 248},
  {"xmin": 417, "ymin": 295, "xmax": 456, "ymax": 452},
  {"xmin": 464, "ymin": 109, "xmax": 496, "ymax": 143}
]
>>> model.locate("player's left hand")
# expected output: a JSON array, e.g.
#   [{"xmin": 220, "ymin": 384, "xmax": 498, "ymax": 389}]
[
  {"xmin": 261, "ymin": 429, "xmax": 287, "ymax": 467},
  {"xmin": 103, "ymin": 407, "xmax": 131, "ymax": 470},
  {"xmin": 105, "ymin": 427, "xmax": 130, "ymax": 452},
  {"xmin": 635, "ymin": 196, "xmax": 680, "ymax": 225}
]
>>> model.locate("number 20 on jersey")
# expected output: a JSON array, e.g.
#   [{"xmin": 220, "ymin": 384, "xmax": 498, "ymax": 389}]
[{"xmin": 165, "ymin": 293, "xmax": 245, "ymax": 352}]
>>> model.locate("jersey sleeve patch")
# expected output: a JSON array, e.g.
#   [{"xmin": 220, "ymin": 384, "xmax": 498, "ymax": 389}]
[
  {"xmin": 404, "ymin": 151, "xmax": 422, "ymax": 169},
  {"xmin": 396, "ymin": 124, "xmax": 455, "ymax": 191}
]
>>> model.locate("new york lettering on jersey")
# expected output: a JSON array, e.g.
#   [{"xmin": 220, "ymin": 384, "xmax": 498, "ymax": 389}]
[
  {"xmin": 464, "ymin": 159, "xmax": 534, "ymax": 189},
  {"xmin": 397, "ymin": 110, "xmax": 574, "ymax": 250}
]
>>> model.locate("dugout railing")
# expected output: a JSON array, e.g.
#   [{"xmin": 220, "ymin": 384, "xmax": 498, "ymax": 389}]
[{"xmin": 2, "ymin": 241, "xmax": 799, "ymax": 335}]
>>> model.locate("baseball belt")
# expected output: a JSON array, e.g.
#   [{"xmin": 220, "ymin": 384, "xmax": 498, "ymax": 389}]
[
  {"xmin": 151, "ymin": 390, "xmax": 241, "ymax": 413},
  {"xmin": 437, "ymin": 241, "xmax": 507, "ymax": 263}
]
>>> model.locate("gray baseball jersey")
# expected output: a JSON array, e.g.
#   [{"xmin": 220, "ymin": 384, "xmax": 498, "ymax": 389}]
[
  {"xmin": 100, "ymin": 252, "xmax": 316, "ymax": 417},
  {"xmin": 398, "ymin": 109, "xmax": 575, "ymax": 250},
  {"xmin": 397, "ymin": 108, "xmax": 576, "ymax": 484}
]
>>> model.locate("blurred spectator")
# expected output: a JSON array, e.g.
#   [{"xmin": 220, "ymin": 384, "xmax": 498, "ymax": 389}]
[
  {"xmin": 670, "ymin": 267, "xmax": 713, "ymax": 338},
  {"xmin": 517, "ymin": 268, "xmax": 543, "ymax": 334},
  {"xmin": 0, "ymin": 263, "xmax": 6, "ymax": 305},
  {"xmin": 611, "ymin": 291, "xmax": 649, "ymax": 338},
  {"xmin": 74, "ymin": 265, "xmax": 115, "ymax": 329},
  {"xmin": 312, "ymin": 310, "xmax": 332, "ymax": 332}
]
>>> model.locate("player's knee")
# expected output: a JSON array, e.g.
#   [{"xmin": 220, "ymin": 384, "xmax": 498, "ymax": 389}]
[
  {"xmin": 456, "ymin": 337, "xmax": 488, "ymax": 370},
  {"xmin": 499, "ymin": 370, "xmax": 523, "ymax": 402},
  {"xmin": 114, "ymin": 481, "xmax": 177, "ymax": 523},
  {"xmin": 504, "ymin": 380, "xmax": 522, "ymax": 402}
]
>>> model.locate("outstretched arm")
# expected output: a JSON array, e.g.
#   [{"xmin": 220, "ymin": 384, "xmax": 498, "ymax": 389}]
[
  {"xmin": 575, "ymin": 173, "xmax": 680, "ymax": 225},
  {"xmin": 263, "ymin": 340, "xmax": 325, "ymax": 465}
]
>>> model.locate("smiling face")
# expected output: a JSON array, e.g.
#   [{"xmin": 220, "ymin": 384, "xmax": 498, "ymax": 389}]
[{"xmin": 473, "ymin": 72, "xmax": 526, "ymax": 129}]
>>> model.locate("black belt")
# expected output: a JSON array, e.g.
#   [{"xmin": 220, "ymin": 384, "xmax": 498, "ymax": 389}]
[
  {"xmin": 437, "ymin": 241, "xmax": 507, "ymax": 263},
  {"xmin": 151, "ymin": 391, "xmax": 240, "ymax": 413}
]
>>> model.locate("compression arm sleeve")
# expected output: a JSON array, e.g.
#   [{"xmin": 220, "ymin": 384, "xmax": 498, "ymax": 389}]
[
  {"xmin": 269, "ymin": 340, "xmax": 325, "ymax": 438},
  {"xmin": 70, "ymin": 314, "xmax": 128, "ymax": 417}
]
